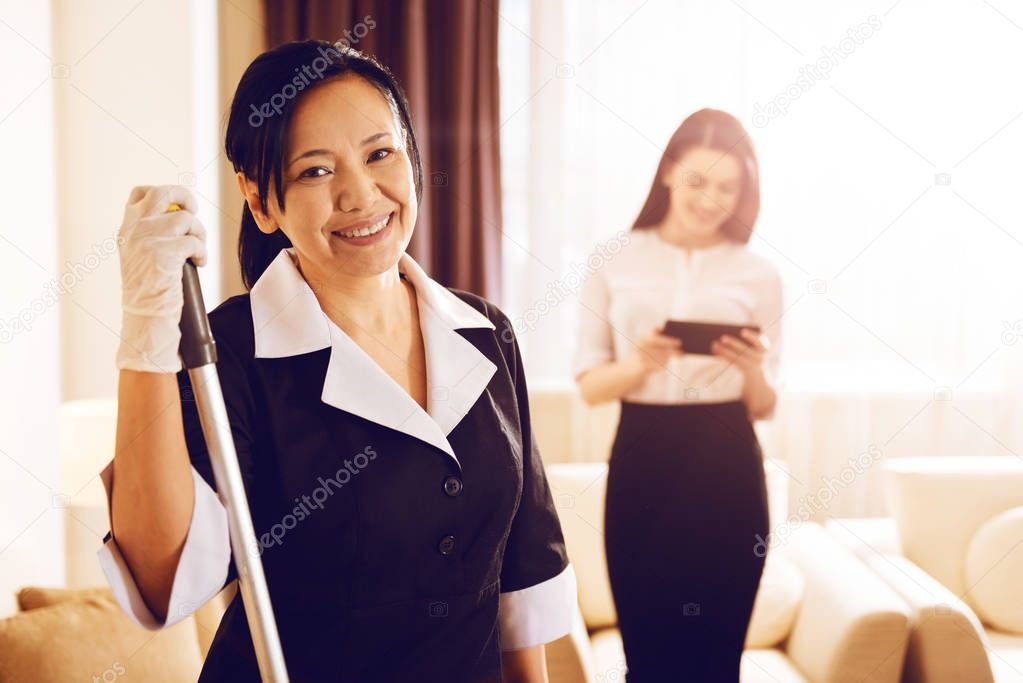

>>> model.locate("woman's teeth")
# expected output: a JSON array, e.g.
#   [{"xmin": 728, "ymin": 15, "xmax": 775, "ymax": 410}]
[{"xmin": 333, "ymin": 214, "xmax": 390, "ymax": 238}]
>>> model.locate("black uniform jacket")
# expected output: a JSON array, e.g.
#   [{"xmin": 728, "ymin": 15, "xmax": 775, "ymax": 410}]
[{"xmin": 98, "ymin": 248, "xmax": 576, "ymax": 683}]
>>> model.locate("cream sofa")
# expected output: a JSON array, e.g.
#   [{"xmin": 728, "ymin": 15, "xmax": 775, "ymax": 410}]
[{"xmin": 825, "ymin": 456, "xmax": 1023, "ymax": 683}]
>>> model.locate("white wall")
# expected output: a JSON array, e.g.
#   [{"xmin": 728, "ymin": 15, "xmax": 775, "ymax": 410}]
[
  {"xmin": 0, "ymin": 0, "xmax": 63, "ymax": 616},
  {"xmin": 0, "ymin": 0, "xmax": 267, "ymax": 615},
  {"xmin": 54, "ymin": 0, "xmax": 223, "ymax": 402}
]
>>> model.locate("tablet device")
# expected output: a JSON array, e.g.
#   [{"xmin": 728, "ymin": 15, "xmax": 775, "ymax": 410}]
[{"xmin": 661, "ymin": 320, "xmax": 760, "ymax": 355}]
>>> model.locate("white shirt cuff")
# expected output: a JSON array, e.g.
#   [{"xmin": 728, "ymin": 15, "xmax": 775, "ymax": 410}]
[
  {"xmin": 96, "ymin": 459, "xmax": 232, "ymax": 630},
  {"xmin": 499, "ymin": 563, "xmax": 578, "ymax": 650}
]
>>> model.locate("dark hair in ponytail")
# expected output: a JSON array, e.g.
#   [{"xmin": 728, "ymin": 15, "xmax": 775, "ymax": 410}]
[
  {"xmin": 225, "ymin": 40, "xmax": 424, "ymax": 289},
  {"xmin": 237, "ymin": 204, "xmax": 291, "ymax": 289}
]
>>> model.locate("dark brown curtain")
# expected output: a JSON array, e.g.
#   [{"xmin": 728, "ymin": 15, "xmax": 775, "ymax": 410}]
[{"xmin": 264, "ymin": 0, "xmax": 503, "ymax": 302}]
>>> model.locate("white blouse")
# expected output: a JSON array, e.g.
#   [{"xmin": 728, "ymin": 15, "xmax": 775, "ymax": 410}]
[{"xmin": 574, "ymin": 228, "xmax": 785, "ymax": 415}]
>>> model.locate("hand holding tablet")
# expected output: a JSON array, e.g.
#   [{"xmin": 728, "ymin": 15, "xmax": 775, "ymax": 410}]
[{"xmin": 661, "ymin": 320, "xmax": 762, "ymax": 356}]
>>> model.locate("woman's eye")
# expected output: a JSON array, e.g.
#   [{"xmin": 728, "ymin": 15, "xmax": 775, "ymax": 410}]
[
  {"xmin": 299, "ymin": 166, "xmax": 331, "ymax": 179},
  {"xmin": 369, "ymin": 148, "xmax": 394, "ymax": 162}
]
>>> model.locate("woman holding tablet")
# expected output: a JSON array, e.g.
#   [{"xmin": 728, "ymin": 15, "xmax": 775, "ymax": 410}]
[{"xmin": 573, "ymin": 109, "xmax": 784, "ymax": 682}]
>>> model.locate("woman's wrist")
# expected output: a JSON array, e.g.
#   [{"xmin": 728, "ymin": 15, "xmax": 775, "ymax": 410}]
[
  {"xmin": 623, "ymin": 351, "xmax": 654, "ymax": 378},
  {"xmin": 741, "ymin": 365, "xmax": 776, "ymax": 418},
  {"xmin": 741, "ymin": 363, "xmax": 765, "ymax": 384}
]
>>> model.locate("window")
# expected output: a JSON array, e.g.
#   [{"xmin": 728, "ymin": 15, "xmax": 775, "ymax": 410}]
[{"xmin": 499, "ymin": 0, "xmax": 1023, "ymax": 393}]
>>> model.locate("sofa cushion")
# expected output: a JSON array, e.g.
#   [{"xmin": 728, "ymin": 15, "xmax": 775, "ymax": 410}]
[
  {"xmin": 17, "ymin": 585, "xmax": 110, "ymax": 611},
  {"xmin": 882, "ymin": 456, "xmax": 1023, "ymax": 600},
  {"xmin": 19, "ymin": 582, "xmax": 233, "ymax": 661},
  {"xmin": 745, "ymin": 554, "xmax": 804, "ymax": 648},
  {"xmin": 0, "ymin": 589, "xmax": 202, "ymax": 683},
  {"xmin": 966, "ymin": 506, "xmax": 1023, "ymax": 634}
]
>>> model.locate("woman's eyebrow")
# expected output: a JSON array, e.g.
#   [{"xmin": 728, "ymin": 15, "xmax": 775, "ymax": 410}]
[
  {"xmin": 288, "ymin": 132, "xmax": 392, "ymax": 166},
  {"xmin": 361, "ymin": 131, "xmax": 391, "ymax": 145},
  {"xmin": 288, "ymin": 148, "xmax": 332, "ymax": 166}
]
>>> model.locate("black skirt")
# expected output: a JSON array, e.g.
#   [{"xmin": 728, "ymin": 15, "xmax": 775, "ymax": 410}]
[{"xmin": 604, "ymin": 400, "xmax": 769, "ymax": 683}]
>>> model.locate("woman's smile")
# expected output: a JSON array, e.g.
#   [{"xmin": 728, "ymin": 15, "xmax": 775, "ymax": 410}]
[
  {"xmin": 688, "ymin": 204, "xmax": 721, "ymax": 224},
  {"xmin": 327, "ymin": 211, "xmax": 396, "ymax": 246}
]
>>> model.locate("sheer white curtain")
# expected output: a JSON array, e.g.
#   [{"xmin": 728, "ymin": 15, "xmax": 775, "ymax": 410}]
[{"xmin": 498, "ymin": 0, "xmax": 1023, "ymax": 520}]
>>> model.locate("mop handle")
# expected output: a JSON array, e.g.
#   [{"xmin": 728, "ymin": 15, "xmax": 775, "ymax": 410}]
[{"xmin": 167, "ymin": 204, "xmax": 290, "ymax": 682}]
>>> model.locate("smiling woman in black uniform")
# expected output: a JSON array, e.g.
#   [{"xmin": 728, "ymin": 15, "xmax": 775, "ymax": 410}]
[
  {"xmin": 97, "ymin": 41, "xmax": 576, "ymax": 683},
  {"xmin": 574, "ymin": 110, "xmax": 784, "ymax": 682}
]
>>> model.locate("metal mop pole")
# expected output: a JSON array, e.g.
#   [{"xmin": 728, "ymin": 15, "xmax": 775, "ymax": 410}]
[{"xmin": 171, "ymin": 204, "xmax": 290, "ymax": 682}]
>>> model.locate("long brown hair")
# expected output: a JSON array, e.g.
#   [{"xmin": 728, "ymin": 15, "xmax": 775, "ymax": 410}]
[{"xmin": 632, "ymin": 109, "xmax": 760, "ymax": 243}]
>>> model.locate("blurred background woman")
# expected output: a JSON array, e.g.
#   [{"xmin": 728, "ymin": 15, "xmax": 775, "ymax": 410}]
[{"xmin": 573, "ymin": 109, "xmax": 784, "ymax": 682}]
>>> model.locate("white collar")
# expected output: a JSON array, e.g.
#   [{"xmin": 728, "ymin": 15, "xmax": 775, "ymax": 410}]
[{"xmin": 249, "ymin": 248, "xmax": 497, "ymax": 467}]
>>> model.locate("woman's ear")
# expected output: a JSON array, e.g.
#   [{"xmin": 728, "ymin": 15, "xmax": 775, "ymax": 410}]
[{"xmin": 235, "ymin": 171, "xmax": 277, "ymax": 235}]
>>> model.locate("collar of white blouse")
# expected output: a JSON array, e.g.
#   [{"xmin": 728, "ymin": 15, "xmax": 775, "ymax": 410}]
[{"xmin": 248, "ymin": 247, "xmax": 497, "ymax": 467}]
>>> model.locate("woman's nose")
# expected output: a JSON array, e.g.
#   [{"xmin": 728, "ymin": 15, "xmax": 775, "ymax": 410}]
[
  {"xmin": 335, "ymin": 167, "xmax": 378, "ymax": 212},
  {"xmin": 696, "ymin": 195, "xmax": 720, "ymax": 212}
]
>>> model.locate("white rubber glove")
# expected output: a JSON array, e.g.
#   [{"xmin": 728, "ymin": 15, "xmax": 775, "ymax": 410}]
[{"xmin": 115, "ymin": 185, "xmax": 208, "ymax": 374}]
